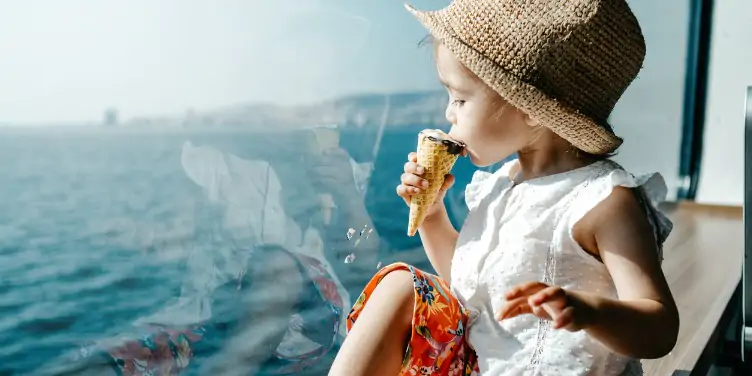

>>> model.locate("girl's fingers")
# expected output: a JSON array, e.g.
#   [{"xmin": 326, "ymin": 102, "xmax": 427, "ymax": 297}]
[
  {"xmin": 531, "ymin": 304, "xmax": 552, "ymax": 321},
  {"xmin": 504, "ymin": 282, "xmax": 548, "ymax": 300},
  {"xmin": 440, "ymin": 174, "xmax": 455, "ymax": 192},
  {"xmin": 397, "ymin": 184, "xmax": 418, "ymax": 207},
  {"xmin": 401, "ymin": 173, "xmax": 428, "ymax": 189},
  {"xmin": 497, "ymin": 296, "xmax": 532, "ymax": 320},
  {"xmin": 396, "ymin": 185, "xmax": 408, "ymax": 197},
  {"xmin": 404, "ymin": 161, "xmax": 425, "ymax": 175},
  {"xmin": 530, "ymin": 286, "xmax": 566, "ymax": 307},
  {"xmin": 396, "ymin": 184, "xmax": 420, "ymax": 197},
  {"xmin": 553, "ymin": 307, "xmax": 576, "ymax": 330}
]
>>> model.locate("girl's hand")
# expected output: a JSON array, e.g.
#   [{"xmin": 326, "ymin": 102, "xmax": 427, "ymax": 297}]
[
  {"xmin": 497, "ymin": 282, "xmax": 594, "ymax": 332},
  {"xmin": 396, "ymin": 152, "xmax": 455, "ymax": 218}
]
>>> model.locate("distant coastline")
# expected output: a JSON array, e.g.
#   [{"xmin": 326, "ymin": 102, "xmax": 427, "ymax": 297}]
[
  {"xmin": 143, "ymin": 90, "xmax": 449, "ymax": 130},
  {"xmin": 0, "ymin": 90, "xmax": 450, "ymax": 130}
]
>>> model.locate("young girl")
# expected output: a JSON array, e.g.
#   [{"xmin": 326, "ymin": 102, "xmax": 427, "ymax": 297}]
[{"xmin": 330, "ymin": 0, "xmax": 678, "ymax": 375}]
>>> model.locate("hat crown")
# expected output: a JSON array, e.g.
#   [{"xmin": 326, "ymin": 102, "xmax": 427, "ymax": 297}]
[{"xmin": 434, "ymin": 0, "xmax": 645, "ymax": 123}]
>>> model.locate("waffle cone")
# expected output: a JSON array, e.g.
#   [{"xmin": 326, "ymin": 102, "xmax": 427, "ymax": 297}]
[{"xmin": 408, "ymin": 132, "xmax": 460, "ymax": 236}]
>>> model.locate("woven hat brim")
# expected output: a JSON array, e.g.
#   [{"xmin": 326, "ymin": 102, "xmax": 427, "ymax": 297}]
[{"xmin": 405, "ymin": 4, "xmax": 623, "ymax": 155}]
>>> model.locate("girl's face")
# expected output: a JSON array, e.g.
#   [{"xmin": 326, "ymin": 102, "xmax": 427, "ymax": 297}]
[{"xmin": 436, "ymin": 44, "xmax": 537, "ymax": 167}]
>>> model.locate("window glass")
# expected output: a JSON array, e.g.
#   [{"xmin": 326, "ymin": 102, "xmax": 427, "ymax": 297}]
[
  {"xmin": 610, "ymin": 0, "xmax": 691, "ymax": 200},
  {"xmin": 696, "ymin": 0, "xmax": 752, "ymax": 205},
  {"xmin": 0, "ymin": 1, "xmax": 692, "ymax": 374}
]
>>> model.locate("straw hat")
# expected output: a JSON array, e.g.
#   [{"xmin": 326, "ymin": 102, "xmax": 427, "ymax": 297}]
[{"xmin": 405, "ymin": 0, "xmax": 645, "ymax": 155}]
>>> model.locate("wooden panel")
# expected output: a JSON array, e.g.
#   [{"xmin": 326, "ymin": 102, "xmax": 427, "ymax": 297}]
[{"xmin": 642, "ymin": 201, "xmax": 743, "ymax": 375}]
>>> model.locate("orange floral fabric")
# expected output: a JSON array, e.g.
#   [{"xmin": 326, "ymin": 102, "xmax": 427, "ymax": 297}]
[{"xmin": 347, "ymin": 263, "xmax": 479, "ymax": 376}]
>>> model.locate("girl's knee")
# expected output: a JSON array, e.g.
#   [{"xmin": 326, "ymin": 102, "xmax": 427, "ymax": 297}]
[
  {"xmin": 378, "ymin": 270, "xmax": 414, "ymax": 294},
  {"xmin": 371, "ymin": 270, "xmax": 415, "ymax": 327}
]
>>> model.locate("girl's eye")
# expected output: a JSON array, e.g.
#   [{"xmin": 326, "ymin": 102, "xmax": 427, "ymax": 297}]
[{"xmin": 451, "ymin": 99, "xmax": 466, "ymax": 108}]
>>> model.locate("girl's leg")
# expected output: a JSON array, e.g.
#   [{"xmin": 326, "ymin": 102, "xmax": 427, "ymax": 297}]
[
  {"xmin": 331, "ymin": 263, "xmax": 478, "ymax": 376},
  {"xmin": 329, "ymin": 269, "xmax": 415, "ymax": 376}
]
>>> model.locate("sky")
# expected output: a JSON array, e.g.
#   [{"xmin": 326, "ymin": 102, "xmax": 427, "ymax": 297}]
[{"xmin": 0, "ymin": 0, "xmax": 687, "ymax": 124}]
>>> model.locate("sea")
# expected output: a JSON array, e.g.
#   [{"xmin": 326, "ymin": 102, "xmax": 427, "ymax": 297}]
[{"xmin": 0, "ymin": 125, "xmax": 501, "ymax": 375}]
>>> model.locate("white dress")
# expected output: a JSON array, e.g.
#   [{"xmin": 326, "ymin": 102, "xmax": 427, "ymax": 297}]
[{"xmin": 450, "ymin": 159, "xmax": 673, "ymax": 376}]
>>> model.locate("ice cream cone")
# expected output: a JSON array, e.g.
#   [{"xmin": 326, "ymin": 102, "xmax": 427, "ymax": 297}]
[{"xmin": 408, "ymin": 129, "xmax": 465, "ymax": 236}]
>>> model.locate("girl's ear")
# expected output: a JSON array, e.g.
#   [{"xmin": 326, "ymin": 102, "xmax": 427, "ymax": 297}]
[{"xmin": 524, "ymin": 113, "xmax": 540, "ymax": 128}]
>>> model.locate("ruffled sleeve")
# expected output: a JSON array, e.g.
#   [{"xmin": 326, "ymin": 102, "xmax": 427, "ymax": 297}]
[
  {"xmin": 464, "ymin": 160, "xmax": 517, "ymax": 211},
  {"xmin": 464, "ymin": 170, "xmax": 493, "ymax": 211},
  {"xmin": 569, "ymin": 166, "xmax": 674, "ymax": 261}
]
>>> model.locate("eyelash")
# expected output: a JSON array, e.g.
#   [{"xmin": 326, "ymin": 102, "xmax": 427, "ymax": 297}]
[{"xmin": 451, "ymin": 99, "xmax": 466, "ymax": 108}]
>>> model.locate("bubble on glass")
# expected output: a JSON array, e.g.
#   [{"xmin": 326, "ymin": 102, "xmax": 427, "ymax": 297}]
[{"xmin": 345, "ymin": 224, "xmax": 373, "ymax": 263}]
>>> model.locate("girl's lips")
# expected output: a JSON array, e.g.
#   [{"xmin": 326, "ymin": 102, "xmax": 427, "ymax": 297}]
[
  {"xmin": 456, "ymin": 142, "xmax": 469, "ymax": 157},
  {"xmin": 447, "ymin": 131, "xmax": 467, "ymax": 156}
]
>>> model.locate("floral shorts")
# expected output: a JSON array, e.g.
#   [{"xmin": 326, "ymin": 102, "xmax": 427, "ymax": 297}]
[{"xmin": 347, "ymin": 263, "xmax": 479, "ymax": 376}]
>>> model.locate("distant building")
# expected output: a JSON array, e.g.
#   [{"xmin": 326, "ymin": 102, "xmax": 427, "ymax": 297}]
[{"xmin": 103, "ymin": 108, "xmax": 118, "ymax": 126}]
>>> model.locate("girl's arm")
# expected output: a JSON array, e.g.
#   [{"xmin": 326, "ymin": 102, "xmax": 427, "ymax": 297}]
[
  {"xmin": 417, "ymin": 204, "xmax": 459, "ymax": 281},
  {"xmin": 573, "ymin": 186, "xmax": 679, "ymax": 359},
  {"xmin": 398, "ymin": 153, "xmax": 460, "ymax": 281}
]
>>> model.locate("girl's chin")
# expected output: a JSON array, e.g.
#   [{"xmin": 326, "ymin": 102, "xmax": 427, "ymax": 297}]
[
  {"xmin": 468, "ymin": 153, "xmax": 512, "ymax": 168},
  {"xmin": 467, "ymin": 154, "xmax": 491, "ymax": 168}
]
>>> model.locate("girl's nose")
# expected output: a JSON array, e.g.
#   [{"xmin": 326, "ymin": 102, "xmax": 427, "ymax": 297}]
[{"xmin": 445, "ymin": 104, "xmax": 457, "ymax": 125}]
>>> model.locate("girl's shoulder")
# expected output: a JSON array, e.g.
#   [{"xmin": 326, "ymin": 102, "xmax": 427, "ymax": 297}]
[{"xmin": 570, "ymin": 159, "xmax": 674, "ymax": 255}]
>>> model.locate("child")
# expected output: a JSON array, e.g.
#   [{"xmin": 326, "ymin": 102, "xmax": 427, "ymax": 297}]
[{"xmin": 330, "ymin": 0, "xmax": 678, "ymax": 375}]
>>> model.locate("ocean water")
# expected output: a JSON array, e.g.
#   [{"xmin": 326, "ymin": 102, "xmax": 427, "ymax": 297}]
[{"xmin": 0, "ymin": 125, "xmax": 488, "ymax": 375}]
